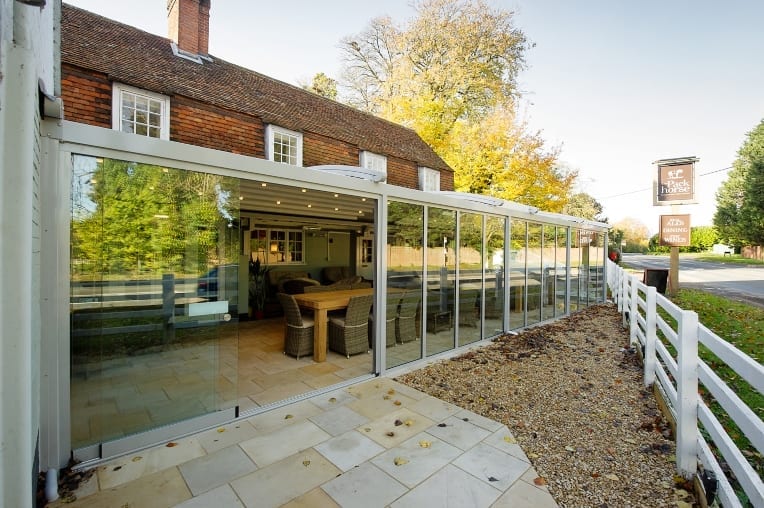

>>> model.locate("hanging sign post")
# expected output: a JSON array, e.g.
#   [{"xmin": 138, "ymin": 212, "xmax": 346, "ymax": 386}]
[{"xmin": 652, "ymin": 157, "xmax": 699, "ymax": 296}]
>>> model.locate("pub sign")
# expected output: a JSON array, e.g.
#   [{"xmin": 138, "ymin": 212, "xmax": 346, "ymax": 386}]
[
  {"xmin": 659, "ymin": 214, "xmax": 691, "ymax": 247},
  {"xmin": 653, "ymin": 157, "xmax": 698, "ymax": 206}
]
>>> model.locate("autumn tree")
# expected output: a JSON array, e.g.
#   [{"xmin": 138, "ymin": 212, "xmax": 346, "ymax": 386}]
[
  {"xmin": 714, "ymin": 119, "xmax": 764, "ymax": 246},
  {"xmin": 562, "ymin": 192, "xmax": 607, "ymax": 222},
  {"xmin": 612, "ymin": 217, "xmax": 650, "ymax": 253},
  {"xmin": 339, "ymin": 0, "xmax": 575, "ymax": 211},
  {"xmin": 304, "ymin": 72, "xmax": 338, "ymax": 100}
]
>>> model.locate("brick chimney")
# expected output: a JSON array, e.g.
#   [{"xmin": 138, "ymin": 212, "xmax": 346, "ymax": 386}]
[{"xmin": 167, "ymin": 0, "xmax": 210, "ymax": 56}]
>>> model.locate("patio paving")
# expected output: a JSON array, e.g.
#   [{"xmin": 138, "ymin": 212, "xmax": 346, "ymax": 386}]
[{"xmin": 53, "ymin": 378, "xmax": 557, "ymax": 507}]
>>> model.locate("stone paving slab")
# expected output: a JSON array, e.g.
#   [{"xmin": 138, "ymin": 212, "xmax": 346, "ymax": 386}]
[{"xmin": 53, "ymin": 379, "xmax": 558, "ymax": 507}]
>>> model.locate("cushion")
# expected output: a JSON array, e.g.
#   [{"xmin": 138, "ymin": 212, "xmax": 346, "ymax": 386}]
[{"xmin": 322, "ymin": 266, "xmax": 352, "ymax": 284}]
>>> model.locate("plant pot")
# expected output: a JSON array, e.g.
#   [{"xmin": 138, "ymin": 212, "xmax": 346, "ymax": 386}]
[{"xmin": 254, "ymin": 309, "xmax": 265, "ymax": 320}]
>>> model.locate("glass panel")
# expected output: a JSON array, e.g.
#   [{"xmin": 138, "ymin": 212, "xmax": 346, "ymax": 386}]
[
  {"xmin": 135, "ymin": 123, "xmax": 148, "ymax": 136},
  {"xmin": 70, "ymin": 155, "xmax": 239, "ymax": 449},
  {"xmin": 149, "ymin": 99, "xmax": 161, "ymax": 115},
  {"xmin": 386, "ymin": 201, "xmax": 424, "ymax": 369},
  {"xmin": 457, "ymin": 212, "xmax": 482, "ymax": 346},
  {"xmin": 569, "ymin": 229, "xmax": 581, "ymax": 312},
  {"xmin": 484, "ymin": 215, "xmax": 505, "ymax": 337},
  {"xmin": 135, "ymin": 96, "xmax": 149, "ymax": 112},
  {"xmin": 580, "ymin": 230, "xmax": 592, "ymax": 307},
  {"xmin": 426, "ymin": 207, "xmax": 456, "ymax": 356},
  {"xmin": 526, "ymin": 223, "xmax": 543, "ymax": 326},
  {"xmin": 556, "ymin": 227, "xmax": 567, "ymax": 315},
  {"xmin": 542, "ymin": 225, "xmax": 557, "ymax": 321},
  {"xmin": 510, "ymin": 220, "xmax": 527, "ymax": 329}
]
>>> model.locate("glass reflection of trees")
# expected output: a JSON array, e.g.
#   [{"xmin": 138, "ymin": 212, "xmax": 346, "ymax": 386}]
[{"xmin": 71, "ymin": 156, "xmax": 240, "ymax": 279}]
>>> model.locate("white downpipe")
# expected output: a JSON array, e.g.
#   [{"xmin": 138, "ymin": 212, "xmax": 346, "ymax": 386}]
[{"xmin": 45, "ymin": 468, "xmax": 59, "ymax": 502}]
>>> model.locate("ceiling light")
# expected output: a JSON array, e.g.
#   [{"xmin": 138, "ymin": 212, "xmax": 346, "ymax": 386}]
[
  {"xmin": 261, "ymin": 182, "xmax": 267, "ymax": 187},
  {"xmin": 334, "ymin": 193, "xmax": 339, "ymax": 198},
  {"xmin": 301, "ymin": 189, "xmax": 307, "ymax": 193},
  {"xmin": 307, "ymin": 204, "xmax": 312, "ymax": 208},
  {"xmin": 276, "ymin": 200, "xmax": 281, "ymax": 205}
]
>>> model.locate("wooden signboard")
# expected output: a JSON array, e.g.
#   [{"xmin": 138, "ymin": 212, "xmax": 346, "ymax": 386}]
[
  {"xmin": 653, "ymin": 157, "xmax": 698, "ymax": 205},
  {"xmin": 659, "ymin": 214, "xmax": 691, "ymax": 247}
]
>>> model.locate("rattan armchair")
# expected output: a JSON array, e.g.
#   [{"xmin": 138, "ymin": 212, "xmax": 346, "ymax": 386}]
[
  {"xmin": 328, "ymin": 294, "xmax": 373, "ymax": 358},
  {"xmin": 396, "ymin": 289, "xmax": 420, "ymax": 343},
  {"xmin": 277, "ymin": 293, "xmax": 314, "ymax": 359},
  {"xmin": 369, "ymin": 292, "xmax": 400, "ymax": 349}
]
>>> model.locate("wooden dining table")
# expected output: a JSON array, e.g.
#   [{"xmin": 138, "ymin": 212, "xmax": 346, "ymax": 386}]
[{"xmin": 292, "ymin": 288, "xmax": 374, "ymax": 362}]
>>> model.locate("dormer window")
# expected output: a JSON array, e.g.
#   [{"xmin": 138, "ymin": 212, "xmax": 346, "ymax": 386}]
[
  {"xmin": 112, "ymin": 83, "xmax": 170, "ymax": 140},
  {"xmin": 360, "ymin": 151, "xmax": 387, "ymax": 181},
  {"xmin": 265, "ymin": 125, "xmax": 303, "ymax": 166}
]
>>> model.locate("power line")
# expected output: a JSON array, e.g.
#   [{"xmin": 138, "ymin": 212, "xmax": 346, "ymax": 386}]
[{"xmin": 597, "ymin": 165, "xmax": 732, "ymax": 201}]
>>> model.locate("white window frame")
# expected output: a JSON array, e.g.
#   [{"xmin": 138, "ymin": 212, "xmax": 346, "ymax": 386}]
[
  {"xmin": 265, "ymin": 125, "xmax": 303, "ymax": 166},
  {"xmin": 250, "ymin": 227, "xmax": 305, "ymax": 265},
  {"xmin": 112, "ymin": 83, "xmax": 170, "ymax": 140},
  {"xmin": 360, "ymin": 151, "xmax": 387, "ymax": 181},
  {"xmin": 418, "ymin": 166, "xmax": 440, "ymax": 191}
]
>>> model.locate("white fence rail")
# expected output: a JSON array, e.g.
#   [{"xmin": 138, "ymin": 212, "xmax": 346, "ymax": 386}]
[{"xmin": 606, "ymin": 259, "xmax": 763, "ymax": 508}]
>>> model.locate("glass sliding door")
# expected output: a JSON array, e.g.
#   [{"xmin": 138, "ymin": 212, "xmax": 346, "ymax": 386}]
[
  {"xmin": 386, "ymin": 201, "xmax": 424, "ymax": 369},
  {"xmin": 457, "ymin": 212, "xmax": 482, "ymax": 346},
  {"xmin": 509, "ymin": 220, "xmax": 527, "ymax": 329},
  {"xmin": 526, "ymin": 223, "xmax": 543, "ymax": 326},
  {"xmin": 569, "ymin": 229, "xmax": 580, "ymax": 312},
  {"xmin": 426, "ymin": 207, "xmax": 456, "ymax": 356},
  {"xmin": 484, "ymin": 215, "xmax": 506, "ymax": 338},
  {"xmin": 555, "ymin": 227, "xmax": 568, "ymax": 316},
  {"xmin": 542, "ymin": 224, "xmax": 557, "ymax": 321},
  {"xmin": 70, "ymin": 155, "xmax": 238, "ymax": 451}
]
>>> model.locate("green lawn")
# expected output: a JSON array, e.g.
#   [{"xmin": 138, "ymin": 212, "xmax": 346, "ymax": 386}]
[{"xmin": 689, "ymin": 253, "xmax": 764, "ymax": 266}]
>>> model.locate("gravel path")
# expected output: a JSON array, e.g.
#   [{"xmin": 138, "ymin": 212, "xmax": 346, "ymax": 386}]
[{"xmin": 397, "ymin": 303, "xmax": 697, "ymax": 507}]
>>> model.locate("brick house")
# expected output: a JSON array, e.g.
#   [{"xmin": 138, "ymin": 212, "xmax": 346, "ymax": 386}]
[{"xmin": 61, "ymin": 1, "xmax": 454, "ymax": 192}]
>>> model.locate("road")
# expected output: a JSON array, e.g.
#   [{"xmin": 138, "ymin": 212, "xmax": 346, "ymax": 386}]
[{"xmin": 622, "ymin": 253, "xmax": 764, "ymax": 308}]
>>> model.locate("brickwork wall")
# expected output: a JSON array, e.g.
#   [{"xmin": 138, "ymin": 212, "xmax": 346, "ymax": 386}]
[
  {"xmin": 303, "ymin": 131, "xmax": 358, "ymax": 167},
  {"xmin": 61, "ymin": 64, "xmax": 111, "ymax": 128},
  {"xmin": 387, "ymin": 156, "xmax": 418, "ymax": 188},
  {"xmin": 171, "ymin": 96, "xmax": 263, "ymax": 156}
]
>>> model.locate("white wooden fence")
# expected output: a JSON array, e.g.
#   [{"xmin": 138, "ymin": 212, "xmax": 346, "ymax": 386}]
[{"xmin": 606, "ymin": 259, "xmax": 763, "ymax": 507}]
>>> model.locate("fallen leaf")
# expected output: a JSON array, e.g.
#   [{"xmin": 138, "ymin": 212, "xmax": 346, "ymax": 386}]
[
  {"xmin": 387, "ymin": 389, "xmax": 396, "ymax": 395},
  {"xmin": 623, "ymin": 438, "xmax": 637, "ymax": 444},
  {"xmin": 328, "ymin": 397, "xmax": 337, "ymax": 403},
  {"xmin": 462, "ymin": 418, "xmax": 469, "ymax": 422},
  {"xmin": 364, "ymin": 427, "xmax": 371, "ymax": 433},
  {"xmin": 131, "ymin": 456, "xmax": 142, "ymax": 462},
  {"xmin": 386, "ymin": 431, "xmax": 395, "ymax": 437},
  {"xmin": 393, "ymin": 456, "xmax": 409, "ymax": 466},
  {"xmin": 302, "ymin": 460, "xmax": 311, "ymax": 467},
  {"xmin": 533, "ymin": 476, "xmax": 547, "ymax": 486},
  {"xmin": 614, "ymin": 378, "xmax": 622, "ymax": 384},
  {"xmin": 166, "ymin": 442, "xmax": 177, "ymax": 448},
  {"xmin": 676, "ymin": 502, "xmax": 693, "ymax": 508},
  {"xmin": 591, "ymin": 472, "xmax": 600, "ymax": 478},
  {"xmin": 404, "ymin": 419, "xmax": 414, "ymax": 426},
  {"xmin": 419, "ymin": 440, "xmax": 431, "ymax": 448},
  {"xmin": 112, "ymin": 466, "xmax": 122, "ymax": 472},
  {"xmin": 528, "ymin": 453, "xmax": 540, "ymax": 459},
  {"xmin": 488, "ymin": 476, "xmax": 498, "ymax": 482},
  {"xmin": 393, "ymin": 400, "xmax": 402, "ymax": 406},
  {"xmin": 604, "ymin": 474, "xmax": 619, "ymax": 481},
  {"xmin": 565, "ymin": 446, "xmax": 575, "ymax": 452},
  {"xmin": 383, "ymin": 395, "xmax": 391, "ymax": 400},
  {"xmin": 503, "ymin": 436, "xmax": 516, "ymax": 444},
  {"xmin": 437, "ymin": 423, "xmax": 447, "ymax": 428},
  {"xmin": 216, "ymin": 428, "xmax": 225, "ymax": 433},
  {"xmin": 284, "ymin": 414, "xmax": 293, "ymax": 419},
  {"xmin": 606, "ymin": 447, "xmax": 616, "ymax": 455}
]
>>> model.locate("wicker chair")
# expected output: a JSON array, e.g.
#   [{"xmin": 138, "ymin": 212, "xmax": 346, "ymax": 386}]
[
  {"xmin": 369, "ymin": 292, "xmax": 400, "ymax": 349},
  {"xmin": 328, "ymin": 294, "xmax": 373, "ymax": 358},
  {"xmin": 396, "ymin": 289, "xmax": 420, "ymax": 343},
  {"xmin": 303, "ymin": 285, "xmax": 334, "ymax": 293},
  {"xmin": 457, "ymin": 289, "xmax": 479, "ymax": 327},
  {"xmin": 277, "ymin": 293, "xmax": 314, "ymax": 359}
]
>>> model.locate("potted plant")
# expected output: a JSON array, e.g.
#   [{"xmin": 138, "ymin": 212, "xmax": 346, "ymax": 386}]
[{"xmin": 249, "ymin": 256, "xmax": 270, "ymax": 319}]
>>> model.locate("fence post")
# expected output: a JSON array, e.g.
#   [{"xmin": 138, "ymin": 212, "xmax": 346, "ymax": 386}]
[
  {"xmin": 643, "ymin": 286, "xmax": 657, "ymax": 387},
  {"xmin": 676, "ymin": 309, "xmax": 699, "ymax": 478},
  {"xmin": 616, "ymin": 267, "xmax": 623, "ymax": 312},
  {"xmin": 629, "ymin": 276, "xmax": 638, "ymax": 344}
]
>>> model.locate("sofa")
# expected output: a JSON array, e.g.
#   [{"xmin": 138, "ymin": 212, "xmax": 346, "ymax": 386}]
[
  {"xmin": 321, "ymin": 266, "xmax": 353, "ymax": 285},
  {"xmin": 267, "ymin": 270, "xmax": 320, "ymax": 294}
]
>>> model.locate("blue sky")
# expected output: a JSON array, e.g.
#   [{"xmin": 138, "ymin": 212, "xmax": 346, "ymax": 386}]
[{"xmin": 65, "ymin": 0, "xmax": 764, "ymax": 233}]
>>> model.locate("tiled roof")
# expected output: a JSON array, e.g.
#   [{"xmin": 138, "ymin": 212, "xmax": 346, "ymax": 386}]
[{"xmin": 61, "ymin": 4, "xmax": 452, "ymax": 172}]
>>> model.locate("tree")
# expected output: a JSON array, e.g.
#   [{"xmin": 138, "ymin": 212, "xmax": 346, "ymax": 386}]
[
  {"xmin": 562, "ymin": 192, "xmax": 607, "ymax": 222},
  {"xmin": 612, "ymin": 217, "xmax": 650, "ymax": 252},
  {"xmin": 689, "ymin": 226, "xmax": 718, "ymax": 252},
  {"xmin": 339, "ymin": 0, "xmax": 575, "ymax": 211},
  {"xmin": 304, "ymin": 72, "xmax": 338, "ymax": 100},
  {"xmin": 714, "ymin": 119, "xmax": 764, "ymax": 246}
]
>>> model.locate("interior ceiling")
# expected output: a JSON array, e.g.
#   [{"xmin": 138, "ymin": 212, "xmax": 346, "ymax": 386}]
[{"xmin": 239, "ymin": 179, "xmax": 376, "ymax": 231}]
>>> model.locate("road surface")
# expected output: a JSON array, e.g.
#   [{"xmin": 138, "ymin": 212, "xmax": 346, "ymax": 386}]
[{"xmin": 621, "ymin": 253, "xmax": 764, "ymax": 308}]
